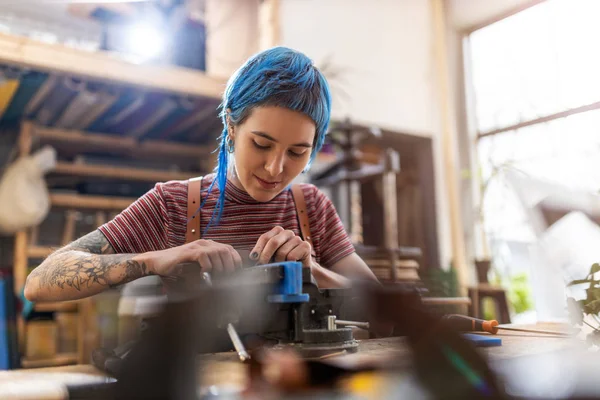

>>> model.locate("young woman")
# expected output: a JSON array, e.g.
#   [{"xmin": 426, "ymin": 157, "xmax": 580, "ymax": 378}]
[{"xmin": 24, "ymin": 47, "xmax": 378, "ymax": 302}]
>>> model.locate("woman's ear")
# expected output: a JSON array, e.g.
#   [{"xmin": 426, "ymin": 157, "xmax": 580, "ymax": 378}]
[{"xmin": 226, "ymin": 114, "xmax": 235, "ymax": 140}]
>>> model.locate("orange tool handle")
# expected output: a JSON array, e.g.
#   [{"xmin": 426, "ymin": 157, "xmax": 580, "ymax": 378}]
[{"xmin": 443, "ymin": 314, "xmax": 499, "ymax": 334}]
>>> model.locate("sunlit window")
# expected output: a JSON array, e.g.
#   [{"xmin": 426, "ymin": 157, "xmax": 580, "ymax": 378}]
[{"xmin": 468, "ymin": 0, "xmax": 600, "ymax": 318}]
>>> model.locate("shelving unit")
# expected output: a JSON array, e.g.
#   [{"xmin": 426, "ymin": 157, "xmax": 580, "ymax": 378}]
[
  {"xmin": 0, "ymin": 32, "xmax": 226, "ymax": 368},
  {"xmin": 13, "ymin": 118, "xmax": 217, "ymax": 367}
]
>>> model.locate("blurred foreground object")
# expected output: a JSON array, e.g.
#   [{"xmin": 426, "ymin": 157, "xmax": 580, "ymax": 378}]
[{"xmin": 0, "ymin": 145, "xmax": 55, "ymax": 234}]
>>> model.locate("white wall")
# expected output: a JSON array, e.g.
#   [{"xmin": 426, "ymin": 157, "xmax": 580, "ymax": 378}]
[
  {"xmin": 280, "ymin": 0, "xmax": 439, "ymax": 136},
  {"xmin": 280, "ymin": 0, "xmax": 453, "ymax": 268}
]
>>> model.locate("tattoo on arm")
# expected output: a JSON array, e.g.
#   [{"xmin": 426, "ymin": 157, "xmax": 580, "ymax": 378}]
[
  {"xmin": 59, "ymin": 230, "xmax": 116, "ymax": 255},
  {"xmin": 29, "ymin": 230, "xmax": 148, "ymax": 292},
  {"xmin": 30, "ymin": 252, "xmax": 149, "ymax": 291}
]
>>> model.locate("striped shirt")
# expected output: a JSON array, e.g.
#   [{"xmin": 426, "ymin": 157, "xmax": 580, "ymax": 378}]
[{"xmin": 99, "ymin": 173, "xmax": 355, "ymax": 268}]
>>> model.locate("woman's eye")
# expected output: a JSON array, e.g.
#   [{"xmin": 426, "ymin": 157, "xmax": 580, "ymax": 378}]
[
  {"xmin": 252, "ymin": 141, "xmax": 270, "ymax": 150},
  {"xmin": 288, "ymin": 150, "xmax": 306, "ymax": 158}
]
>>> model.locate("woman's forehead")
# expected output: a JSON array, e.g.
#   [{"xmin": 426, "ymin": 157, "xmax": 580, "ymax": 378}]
[{"xmin": 242, "ymin": 106, "xmax": 316, "ymax": 144}]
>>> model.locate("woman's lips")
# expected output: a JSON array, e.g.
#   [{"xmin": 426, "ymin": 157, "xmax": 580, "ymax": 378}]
[{"xmin": 254, "ymin": 175, "xmax": 281, "ymax": 190}]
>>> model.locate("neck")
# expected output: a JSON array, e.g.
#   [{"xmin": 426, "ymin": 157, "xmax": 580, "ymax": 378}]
[{"xmin": 227, "ymin": 167, "xmax": 245, "ymax": 192}]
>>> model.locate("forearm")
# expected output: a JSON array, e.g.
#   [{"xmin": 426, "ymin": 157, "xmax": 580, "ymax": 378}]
[
  {"xmin": 24, "ymin": 250, "xmax": 153, "ymax": 302},
  {"xmin": 310, "ymin": 261, "xmax": 351, "ymax": 289}
]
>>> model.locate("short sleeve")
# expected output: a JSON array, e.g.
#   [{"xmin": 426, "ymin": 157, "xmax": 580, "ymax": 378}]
[
  {"xmin": 98, "ymin": 183, "xmax": 170, "ymax": 254},
  {"xmin": 308, "ymin": 185, "xmax": 355, "ymax": 267}
]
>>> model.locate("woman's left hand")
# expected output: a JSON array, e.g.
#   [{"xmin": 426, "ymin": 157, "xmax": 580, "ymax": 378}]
[{"xmin": 250, "ymin": 226, "xmax": 312, "ymax": 267}]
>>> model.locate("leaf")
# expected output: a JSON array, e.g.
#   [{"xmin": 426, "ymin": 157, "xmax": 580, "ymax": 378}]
[
  {"xmin": 590, "ymin": 263, "xmax": 600, "ymax": 276},
  {"xmin": 590, "ymin": 288, "xmax": 600, "ymax": 301},
  {"xmin": 586, "ymin": 299, "xmax": 600, "ymax": 315},
  {"xmin": 568, "ymin": 278, "xmax": 593, "ymax": 286}
]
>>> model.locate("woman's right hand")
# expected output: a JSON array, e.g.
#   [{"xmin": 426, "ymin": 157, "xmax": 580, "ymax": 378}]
[{"xmin": 147, "ymin": 239, "xmax": 243, "ymax": 277}]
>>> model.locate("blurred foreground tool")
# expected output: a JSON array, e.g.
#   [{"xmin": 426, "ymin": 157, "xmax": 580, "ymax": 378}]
[{"xmin": 443, "ymin": 314, "xmax": 571, "ymax": 336}]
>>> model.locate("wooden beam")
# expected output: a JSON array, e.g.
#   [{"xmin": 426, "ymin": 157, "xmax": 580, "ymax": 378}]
[
  {"xmin": 34, "ymin": 126, "xmax": 213, "ymax": 159},
  {"xmin": 0, "ymin": 32, "xmax": 226, "ymax": 98},
  {"xmin": 52, "ymin": 161, "xmax": 198, "ymax": 182},
  {"xmin": 61, "ymin": 210, "xmax": 78, "ymax": 246},
  {"xmin": 18, "ymin": 121, "xmax": 33, "ymax": 157},
  {"xmin": 14, "ymin": 230, "xmax": 28, "ymax": 295},
  {"xmin": 478, "ymin": 100, "xmax": 600, "ymax": 139},
  {"xmin": 27, "ymin": 246, "xmax": 54, "ymax": 259},
  {"xmin": 34, "ymin": 301, "xmax": 78, "ymax": 313},
  {"xmin": 432, "ymin": 0, "xmax": 469, "ymax": 293},
  {"xmin": 21, "ymin": 353, "xmax": 78, "ymax": 369},
  {"xmin": 50, "ymin": 193, "xmax": 135, "ymax": 210},
  {"xmin": 259, "ymin": 0, "xmax": 281, "ymax": 50}
]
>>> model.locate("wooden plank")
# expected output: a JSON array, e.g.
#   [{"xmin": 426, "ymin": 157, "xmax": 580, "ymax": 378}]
[
  {"xmin": 34, "ymin": 301, "xmax": 78, "ymax": 313},
  {"xmin": 50, "ymin": 193, "xmax": 135, "ymax": 210},
  {"xmin": 35, "ymin": 126, "xmax": 213, "ymax": 159},
  {"xmin": 259, "ymin": 0, "xmax": 281, "ymax": 50},
  {"xmin": 0, "ymin": 32, "xmax": 226, "ymax": 98},
  {"xmin": 478, "ymin": 100, "xmax": 600, "ymax": 139},
  {"xmin": 52, "ymin": 161, "xmax": 198, "ymax": 182},
  {"xmin": 28, "ymin": 225, "xmax": 39, "ymax": 247},
  {"xmin": 421, "ymin": 297, "xmax": 471, "ymax": 306},
  {"xmin": 61, "ymin": 210, "xmax": 78, "ymax": 246},
  {"xmin": 432, "ymin": 0, "xmax": 468, "ymax": 293},
  {"xmin": 27, "ymin": 246, "xmax": 54, "ymax": 259},
  {"xmin": 78, "ymin": 298, "xmax": 99, "ymax": 365},
  {"xmin": 13, "ymin": 230, "xmax": 28, "ymax": 295},
  {"xmin": 20, "ymin": 353, "xmax": 78, "ymax": 369},
  {"xmin": 18, "ymin": 120, "xmax": 33, "ymax": 157}
]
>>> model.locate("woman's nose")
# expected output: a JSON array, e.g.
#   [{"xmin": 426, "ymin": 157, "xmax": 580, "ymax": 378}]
[{"xmin": 264, "ymin": 153, "xmax": 285, "ymax": 177}]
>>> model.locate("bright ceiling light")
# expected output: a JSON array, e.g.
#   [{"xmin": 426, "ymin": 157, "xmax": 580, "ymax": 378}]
[{"xmin": 124, "ymin": 23, "xmax": 166, "ymax": 61}]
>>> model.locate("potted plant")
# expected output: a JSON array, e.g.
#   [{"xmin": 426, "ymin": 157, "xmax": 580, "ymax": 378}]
[{"xmin": 567, "ymin": 263, "xmax": 600, "ymax": 345}]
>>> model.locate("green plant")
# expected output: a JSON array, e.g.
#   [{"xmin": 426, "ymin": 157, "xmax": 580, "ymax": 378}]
[
  {"xmin": 507, "ymin": 272, "xmax": 533, "ymax": 314},
  {"xmin": 486, "ymin": 272, "xmax": 533, "ymax": 318},
  {"xmin": 567, "ymin": 263, "xmax": 600, "ymax": 345}
]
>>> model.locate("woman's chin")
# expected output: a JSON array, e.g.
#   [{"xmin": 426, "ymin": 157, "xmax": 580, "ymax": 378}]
[{"xmin": 248, "ymin": 187, "xmax": 281, "ymax": 203}]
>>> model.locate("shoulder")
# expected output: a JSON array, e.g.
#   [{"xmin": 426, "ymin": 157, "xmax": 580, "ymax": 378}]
[
  {"xmin": 292, "ymin": 183, "xmax": 335, "ymax": 211},
  {"xmin": 155, "ymin": 174, "xmax": 214, "ymax": 199}
]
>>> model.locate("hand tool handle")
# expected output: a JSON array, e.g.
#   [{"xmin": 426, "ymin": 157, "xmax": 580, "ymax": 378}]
[{"xmin": 443, "ymin": 314, "xmax": 499, "ymax": 334}]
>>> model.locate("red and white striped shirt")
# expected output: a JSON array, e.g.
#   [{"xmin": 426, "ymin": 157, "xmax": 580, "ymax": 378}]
[{"xmin": 99, "ymin": 174, "xmax": 355, "ymax": 268}]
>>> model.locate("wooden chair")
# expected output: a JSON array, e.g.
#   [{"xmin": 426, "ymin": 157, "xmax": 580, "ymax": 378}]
[{"xmin": 467, "ymin": 284, "xmax": 511, "ymax": 324}]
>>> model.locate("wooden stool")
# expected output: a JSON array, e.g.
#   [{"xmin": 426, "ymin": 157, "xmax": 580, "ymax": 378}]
[{"xmin": 467, "ymin": 284, "xmax": 511, "ymax": 324}]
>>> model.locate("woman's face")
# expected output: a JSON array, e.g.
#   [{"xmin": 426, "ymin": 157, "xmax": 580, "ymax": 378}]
[{"xmin": 229, "ymin": 106, "xmax": 316, "ymax": 202}]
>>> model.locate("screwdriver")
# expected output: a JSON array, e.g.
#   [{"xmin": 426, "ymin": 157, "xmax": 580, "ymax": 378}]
[{"xmin": 442, "ymin": 314, "xmax": 571, "ymax": 336}]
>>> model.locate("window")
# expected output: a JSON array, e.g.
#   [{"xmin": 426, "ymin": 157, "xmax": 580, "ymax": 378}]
[{"xmin": 468, "ymin": 0, "xmax": 600, "ymax": 291}]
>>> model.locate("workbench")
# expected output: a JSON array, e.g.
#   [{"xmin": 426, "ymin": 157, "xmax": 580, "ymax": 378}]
[{"xmin": 0, "ymin": 323, "xmax": 580, "ymax": 399}]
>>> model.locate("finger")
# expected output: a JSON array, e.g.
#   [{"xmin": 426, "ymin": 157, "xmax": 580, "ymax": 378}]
[
  {"xmin": 208, "ymin": 250, "xmax": 225, "ymax": 273},
  {"xmin": 251, "ymin": 226, "xmax": 284, "ymax": 261},
  {"xmin": 217, "ymin": 245, "xmax": 236, "ymax": 273},
  {"xmin": 286, "ymin": 242, "xmax": 313, "ymax": 267},
  {"xmin": 196, "ymin": 252, "xmax": 213, "ymax": 273},
  {"xmin": 259, "ymin": 230, "xmax": 295, "ymax": 265},
  {"xmin": 274, "ymin": 236, "xmax": 303, "ymax": 262},
  {"xmin": 230, "ymin": 247, "xmax": 243, "ymax": 269}
]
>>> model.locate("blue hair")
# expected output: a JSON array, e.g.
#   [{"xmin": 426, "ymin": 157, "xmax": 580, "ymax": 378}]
[{"xmin": 201, "ymin": 46, "xmax": 332, "ymax": 231}]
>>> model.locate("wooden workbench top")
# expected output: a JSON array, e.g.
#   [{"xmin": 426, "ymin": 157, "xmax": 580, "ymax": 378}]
[{"xmin": 0, "ymin": 323, "xmax": 579, "ymax": 399}]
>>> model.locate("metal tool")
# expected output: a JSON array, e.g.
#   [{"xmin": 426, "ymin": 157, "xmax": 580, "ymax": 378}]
[
  {"xmin": 327, "ymin": 315, "xmax": 370, "ymax": 330},
  {"xmin": 227, "ymin": 323, "xmax": 250, "ymax": 362},
  {"xmin": 443, "ymin": 314, "xmax": 572, "ymax": 336}
]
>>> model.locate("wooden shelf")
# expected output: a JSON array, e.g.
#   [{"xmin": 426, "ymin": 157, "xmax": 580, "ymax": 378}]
[
  {"xmin": 35, "ymin": 126, "xmax": 212, "ymax": 160},
  {"xmin": 0, "ymin": 32, "xmax": 225, "ymax": 98},
  {"xmin": 21, "ymin": 353, "xmax": 78, "ymax": 369},
  {"xmin": 34, "ymin": 301, "xmax": 79, "ymax": 313},
  {"xmin": 27, "ymin": 246, "xmax": 54, "ymax": 259},
  {"xmin": 53, "ymin": 161, "xmax": 198, "ymax": 182},
  {"xmin": 50, "ymin": 192, "xmax": 135, "ymax": 210}
]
